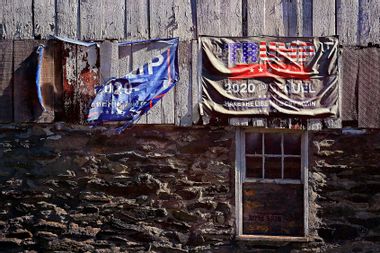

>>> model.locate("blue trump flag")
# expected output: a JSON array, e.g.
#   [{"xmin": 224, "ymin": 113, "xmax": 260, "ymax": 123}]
[{"xmin": 87, "ymin": 38, "xmax": 179, "ymax": 132}]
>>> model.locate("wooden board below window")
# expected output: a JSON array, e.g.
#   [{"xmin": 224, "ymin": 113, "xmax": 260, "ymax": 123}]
[{"xmin": 242, "ymin": 182, "xmax": 304, "ymax": 236}]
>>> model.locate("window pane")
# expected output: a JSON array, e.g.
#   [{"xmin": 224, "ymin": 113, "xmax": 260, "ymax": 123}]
[
  {"xmin": 246, "ymin": 157, "xmax": 262, "ymax": 178},
  {"xmin": 284, "ymin": 133, "xmax": 301, "ymax": 155},
  {"xmin": 265, "ymin": 157, "xmax": 282, "ymax": 179},
  {"xmin": 264, "ymin": 133, "xmax": 282, "ymax": 155},
  {"xmin": 246, "ymin": 133, "xmax": 262, "ymax": 155},
  {"xmin": 284, "ymin": 157, "xmax": 301, "ymax": 179}
]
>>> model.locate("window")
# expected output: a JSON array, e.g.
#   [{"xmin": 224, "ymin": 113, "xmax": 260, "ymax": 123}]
[{"xmin": 235, "ymin": 129, "xmax": 308, "ymax": 240}]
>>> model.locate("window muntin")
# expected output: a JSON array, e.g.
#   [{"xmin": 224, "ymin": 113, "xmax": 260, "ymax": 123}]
[
  {"xmin": 236, "ymin": 129, "xmax": 308, "ymax": 239},
  {"xmin": 244, "ymin": 132, "xmax": 302, "ymax": 182}
]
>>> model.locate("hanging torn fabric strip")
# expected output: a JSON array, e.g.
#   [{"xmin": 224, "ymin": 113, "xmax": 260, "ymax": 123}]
[
  {"xmin": 50, "ymin": 35, "xmax": 98, "ymax": 47},
  {"xmin": 36, "ymin": 45, "xmax": 46, "ymax": 112},
  {"xmin": 87, "ymin": 38, "xmax": 179, "ymax": 132}
]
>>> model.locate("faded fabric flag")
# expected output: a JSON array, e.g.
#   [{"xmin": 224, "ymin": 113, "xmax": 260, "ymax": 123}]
[
  {"xmin": 88, "ymin": 38, "xmax": 179, "ymax": 131},
  {"xmin": 200, "ymin": 36, "xmax": 339, "ymax": 121}
]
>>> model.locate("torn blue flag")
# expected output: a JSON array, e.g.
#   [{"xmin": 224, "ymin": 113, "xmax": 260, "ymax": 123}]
[{"xmin": 87, "ymin": 38, "xmax": 179, "ymax": 131}]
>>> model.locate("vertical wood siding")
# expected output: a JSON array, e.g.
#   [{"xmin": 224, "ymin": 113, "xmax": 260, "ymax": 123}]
[{"xmin": 0, "ymin": 0, "xmax": 379, "ymax": 124}]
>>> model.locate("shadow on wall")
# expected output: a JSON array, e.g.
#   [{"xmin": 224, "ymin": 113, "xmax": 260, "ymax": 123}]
[
  {"xmin": 0, "ymin": 43, "xmax": 50, "ymax": 123},
  {"xmin": 13, "ymin": 48, "xmax": 44, "ymax": 121}
]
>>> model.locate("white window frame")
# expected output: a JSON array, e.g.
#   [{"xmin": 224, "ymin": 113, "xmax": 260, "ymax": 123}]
[{"xmin": 235, "ymin": 128, "xmax": 309, "ymax": 241}]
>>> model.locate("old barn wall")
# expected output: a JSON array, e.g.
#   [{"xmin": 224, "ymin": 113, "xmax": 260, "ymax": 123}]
[
  {"xmin": 1, "ymin": 0, "xmax": 380, "ymax": 252},
  {"xmin": 1, "ymin": 0, "xmax": 380, "ymax": 126},
  {"xmin": 0, "ymin": 125, "xmax": 236, "ymax": 252},
  {"xmin": 0, "ymin": 125, "xmax": 379, "ymax": 252}
]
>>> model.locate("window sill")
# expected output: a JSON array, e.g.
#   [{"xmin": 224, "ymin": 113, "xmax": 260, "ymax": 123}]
[{"xmin": 236, "ymin": 235, "xmax": 310, "ymax": 243}]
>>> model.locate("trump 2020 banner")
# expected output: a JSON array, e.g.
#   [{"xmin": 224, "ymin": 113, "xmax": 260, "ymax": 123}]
[
  {"xmin": 200, "ymin": 36, "xmax": 339, "ymax": 119},
  {"xmin": 88, "ymin": 38, "xmax": 179, "ymax": 131}
]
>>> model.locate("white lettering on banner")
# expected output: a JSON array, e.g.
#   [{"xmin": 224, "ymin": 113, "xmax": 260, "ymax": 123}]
[
  {"xmin": 225, "ymin": 82, "xmax": 267, "ymax": 94},
  {"xmin": 102, "ymin": 81, "xmax": 133, "ymax": 95},
  {"xmin": 224, "ymin": 100, "xmax": 269, "ymax": 108},
  {"xmin": 127, "ymin": 55, "xmax": 165, "ymax": 78},
  {"xmin": 148, "ymin": 55, "xmax": 164, "ymax": 75},
  {"xmin": 284, "ymin": 80, "xmax": 316, "ymax": 94}
]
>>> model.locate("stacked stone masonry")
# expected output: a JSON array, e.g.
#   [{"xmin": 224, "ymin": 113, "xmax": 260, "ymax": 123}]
[{"xmin": 0, "ymin": 124, "xmax": 379, "ymax": 252}]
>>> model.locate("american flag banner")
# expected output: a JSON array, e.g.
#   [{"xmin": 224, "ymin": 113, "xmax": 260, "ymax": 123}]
[
  {"xmin": 200, "ymin": 36, "xmax": 339, "ymax": 121},
  {"xmin": 87, "ymin": 38, "xmax": 179, "ymax": 132}
]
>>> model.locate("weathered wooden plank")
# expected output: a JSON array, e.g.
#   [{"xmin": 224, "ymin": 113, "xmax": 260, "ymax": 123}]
[
  {"xmin": 0, "ymin": 40, "xmax": 13, "ymax": 122},
  {"xmin": 264, "ymin": 0, "xmax": 287, "ymax": 36},
  {"xmin": 149, "ymin": 0, "xmax": 195, "ymax": 125},
  {"xmin": 76, "ymin": 45, "xmax": 100, "ymax": 123},
  {"xmin": 80, "ymin": 0, "xmax": 103, "ymax": 40},
  {"xmin": 62, "ymin": 43, "xmax": 78, "ymax": 122},
  {"xmin": 143, "ymin": 43, "xmax": 164, "ymax": 124},
  {"xmin": 102, "ymin": 0, "xmax": 125, "ymax": 39},
  {"xmin": 0, "ymin": 0, "xmax": 33, "ymax": 39},
  {"xmin": 123, "ymin": 0, "xmax": 150, "ymax": 124},
  {"xmin": 62, "ymin": 43, "xmax": 99, "ymax": 123},
  {"xmin": 197, "ymin": 0, "xmax": 242, "ymax": 36},
  {"xmin": 191, "ymin": 39, "xmax": 200, "ymax": 124},
  {"xmin": 81, "ymin": 0, "xmax": 125, "ymax": 40},
  {"xmin": 175, "ymin": 42, "xmax": 192, "ymax": 126},
  {"xmin": 118, "ymin": 44, "xmax": 132, "ymax": 76},
  {"xmin": 288, "ymin": 0, "xmax": 312, "ymax": 36},
  {"xmin": 100, "ymin": 41, "xmax": 119, "ymax": 83},
  {"xmin": 56, "ymin": 0, "xmax": 79, "ymax": 38},
  {"xmin": 312, "ymin": 0, "xmax": 335, "ymax": 36},
  {"xmin": 247, "ymin": 0, "xmax": 265, "ymax": 36},
  {"xmin": 13, "ymin": 40, "xmax": 42, "ymax": 122},
  {"xmin": 149, "ymin": 0, "xmax": 195, "ymax": 40},
  {"xmin": 358, "ymin": 48, "xmax": 380, "ymax": 128},
  {"xmin": 336, "ymin": 0, "xmax": 359, "ymax": 45},
  {"xmin": 33, "ymin": 0, "xmax": 56, "ymax": 39},
  {"xmin": 248, "ymin": 0, "xmax": 312, "ymax": 37},
  {"xmin": 229, "ymin": 118, "xmax": 250, "ymax": 126},
  {"xmin": 358, "ymin": 0, "xmax": 380, "ymax": 45},
  {"xmin": 53, "ymin": 41, "xmax": 64, "ymax": 120},
  {"xmin": 301, "ymin": 0, "xmax": 313, "ymax": 36},
  {"xmin": 197, "ymin": 0, "xmax": 243, "ymax": 125},
  {"xmin": 125, "ymin": 0, "xmax": 150, "ymax": 40},
  {"xmin": 129, "ymin": 43, "xmax": 151, "ymax": 124}
]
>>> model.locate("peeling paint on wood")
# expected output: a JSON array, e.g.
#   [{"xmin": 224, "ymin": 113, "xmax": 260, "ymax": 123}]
[
  {"xmin": 77, "ymin": 46, "xmax": 100, "ymax": 123},
  {"xmin": 62, "ymin": 43, "xmax": 78, "ymax": 122}
]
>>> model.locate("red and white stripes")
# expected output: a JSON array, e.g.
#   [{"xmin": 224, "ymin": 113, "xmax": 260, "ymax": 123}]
[{"xmin": 259, "ymin": 41, "xmax": 315, "ymax": 63}]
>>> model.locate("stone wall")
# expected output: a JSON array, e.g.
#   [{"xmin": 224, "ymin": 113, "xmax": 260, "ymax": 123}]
[
  {"xmin": 0, "ymin": 124, "xmax": 379, "ymax": 252},
  {"xmin": 309, "ymin": 130, "xmax": 380, "ymax": 253},
  {"xmin": 0, "ymin": 124, "xmax": 236, "ymax": 252}
]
